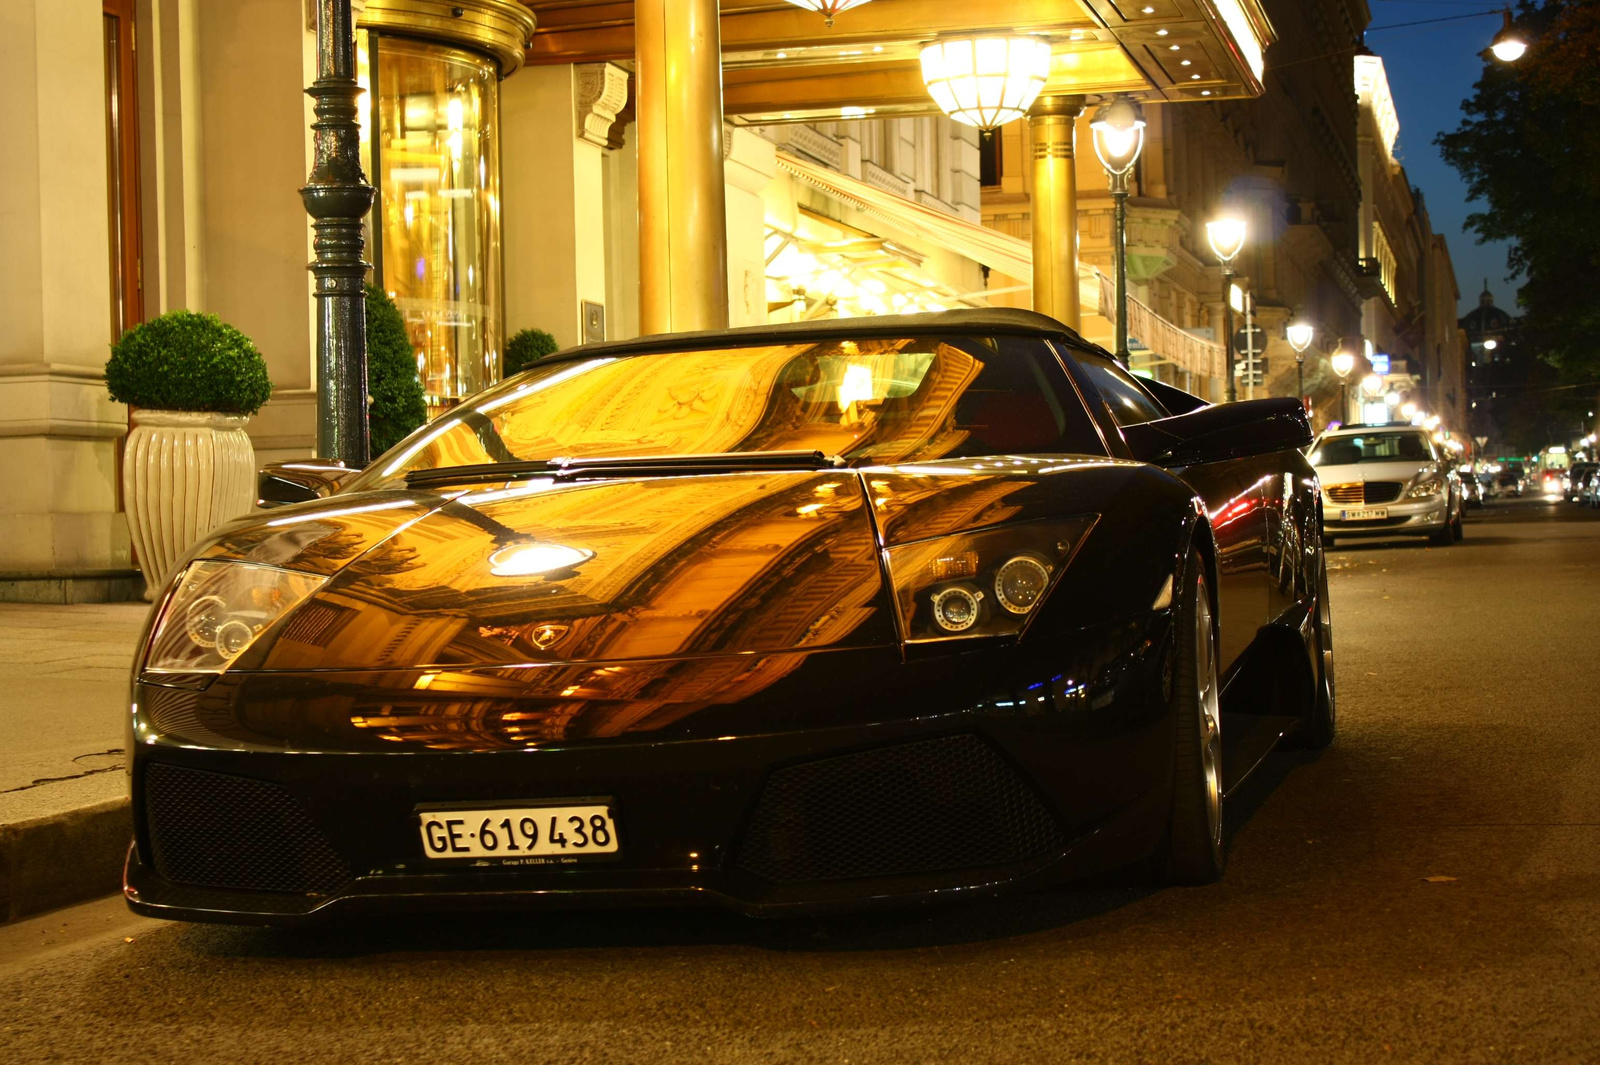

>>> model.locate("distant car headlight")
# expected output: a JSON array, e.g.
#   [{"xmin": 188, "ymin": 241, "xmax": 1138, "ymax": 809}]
[
  {"xmin": 1407, "ymin": 477, "xmax": 1444, "ymax": 499},
  {"xmin": 884, "ymin": 517, "xmax": 1096, "ymax": 642},
  {"xmin": 143, "ymin": 560, "xmax": 328, "ymax": 673}
]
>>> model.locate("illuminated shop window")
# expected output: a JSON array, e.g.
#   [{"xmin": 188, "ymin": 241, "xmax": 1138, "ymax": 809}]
[{"xmin": 359, "ymin": 35, "xmax": 503, "ymax": 415}]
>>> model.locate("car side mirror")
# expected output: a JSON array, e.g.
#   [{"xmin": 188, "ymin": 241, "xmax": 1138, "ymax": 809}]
[
  {"xmin": 1122, "ymin": 397, "xmax": 1312, "ymax": 468},
  {"xmin": 257, "ymin": 460, "xmax": 358, "ymax": 508}
]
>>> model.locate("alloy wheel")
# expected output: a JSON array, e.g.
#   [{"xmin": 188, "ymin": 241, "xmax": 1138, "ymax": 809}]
[{"xmin": 1195, "ymin": 573, "xmax": 1223, "ymax": 856}]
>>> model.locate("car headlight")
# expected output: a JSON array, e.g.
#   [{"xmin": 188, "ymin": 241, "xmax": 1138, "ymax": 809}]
[
  {"xmin": 1407, "ymin": 477, "xmax": 1444, "ymax": 499},
  {"xmin": 143, "ymin": 560, "xmax": 328, "ymax": 673},
  {"xmin": 884, "ymin": 517, "xmax": 1096, "ymax": 642}
]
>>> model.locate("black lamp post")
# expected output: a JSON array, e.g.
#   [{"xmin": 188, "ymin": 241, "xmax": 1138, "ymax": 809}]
[
  {"xmin": 1207, "ymin": 218, "xmax": 1246, "ymax": 402},
  {"xmin": 300, "ymin": 0, "xmax": 375, "ymax": 469},
  {"xmin": 1091, "ymin": 95, "xmax": 1146, "ymax": 364},
  {"xmin": 1287, "ymin": 320, "xmax": 1315, "ymax": 409}
]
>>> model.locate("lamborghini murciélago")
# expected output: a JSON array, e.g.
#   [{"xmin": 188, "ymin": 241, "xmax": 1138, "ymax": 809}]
[{"xmin": 124, "ymin": 309, "xmax": 1335, "ymax": 924}]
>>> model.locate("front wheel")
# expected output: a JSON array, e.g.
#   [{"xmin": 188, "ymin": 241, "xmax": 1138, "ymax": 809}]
[
  {"xmin": 1158, "ymin": 553, "xmax": 1225, "ymax": 885},
  {"xmin": 1296, "ymin": 547, "xmax": 1337, "ymax": 749}
]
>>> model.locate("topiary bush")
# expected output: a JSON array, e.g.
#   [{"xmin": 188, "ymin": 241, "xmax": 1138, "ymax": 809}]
[
  {"xmin": 365, "ymin": 284, "xmax": 428, "ymax": 454},
  {"xmin": 105, "ymin": 310, "xmax": 272, "ymax": 415},
  {"xmin": 504, "ymin": 327, "xmax": 561, "ymax": 377}
]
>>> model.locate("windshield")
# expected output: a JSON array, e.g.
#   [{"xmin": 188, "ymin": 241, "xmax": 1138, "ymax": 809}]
[
  {"xmin": 347, "ymin": 335, "xmax": 1102, "ymax": 491},
  {"xmin": 1311, "ymin": 431, "xmax": 1434, "ymax": 467}
]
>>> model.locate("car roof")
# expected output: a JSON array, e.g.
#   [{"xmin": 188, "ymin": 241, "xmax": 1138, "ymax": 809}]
[{"xmin": 539, "ymin": 308, "xmax": 1092, "ymax": 362}]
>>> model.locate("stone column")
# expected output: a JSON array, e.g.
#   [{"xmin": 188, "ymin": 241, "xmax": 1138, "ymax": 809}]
[
  {"xmin": 502, "ymin": 64, "xmax": 623, "ymax": 348},
  {"xmin": 1028, "ymin": 95, "xmax": 1086, "ymax": 329},
  {"xmin": 635, "ymin": 0, "xmax": 729, "ymax": 335},
  {"xmin": 0, "ymin": 0, "xmax": 134, "ymax": 600}
]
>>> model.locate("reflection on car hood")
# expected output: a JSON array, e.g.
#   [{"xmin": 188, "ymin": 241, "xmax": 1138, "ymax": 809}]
[
  {"xmin": 1315, "ymin": 460, "xmax": 1433, "ymax": 484},
  {"xmin": 230, "ymin": 471, "xmax": 896, "ymax": 671}
]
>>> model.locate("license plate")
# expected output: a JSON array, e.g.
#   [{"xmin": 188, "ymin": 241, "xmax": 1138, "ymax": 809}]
[
  {"xmin": 1340, "ymin": 507, "xmax": 1389, "ymax": 520},
  {"xmin": 418, "ymin": 803, "xmax": 619, "ymax": 861}
]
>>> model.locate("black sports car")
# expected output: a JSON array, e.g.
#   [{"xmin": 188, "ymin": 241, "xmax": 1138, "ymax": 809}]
[{"xmin": 124, "ymin": 309, "xmax": 1335, "ymax": 924}]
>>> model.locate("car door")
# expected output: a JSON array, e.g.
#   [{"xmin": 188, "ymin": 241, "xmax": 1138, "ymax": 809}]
[{"xmin": 1055, "ymin": 346, "xmax": 1271, "ymax": 672}]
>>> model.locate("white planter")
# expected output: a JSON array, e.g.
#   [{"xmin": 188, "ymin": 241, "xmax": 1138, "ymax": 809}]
[{"xmin": 124, "ymin": 410, "xmax": 256, "ymax": 598}]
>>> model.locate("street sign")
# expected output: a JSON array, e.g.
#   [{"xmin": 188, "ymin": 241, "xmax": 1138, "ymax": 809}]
[
  {"xmin": 1233, "ymin": 326, "xmax": 1266, "ymax": 353},
  {"xmin": 1370, "ymin": 352, "xmax": 1391, "ymax": 375}
]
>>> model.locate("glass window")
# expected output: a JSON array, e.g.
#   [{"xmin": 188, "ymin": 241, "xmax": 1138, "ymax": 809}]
[
  {"xmin": 359, "ymin": 35, "xmax": 503, "ymax": 417},
  {"xmin": 1072, "ymin": 352, "xmax": 1170, "ymax": 426},
  {"xmin": 1310, "ymin": 432, "xmax": 1435, "ymax": 467},
  {"xmin": 350, "ymin": 335, "xmax": 1106, "ymax": 487}
]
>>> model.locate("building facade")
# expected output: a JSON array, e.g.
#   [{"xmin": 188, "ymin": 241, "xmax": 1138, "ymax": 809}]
[{"xmin": 0, "ymin": 0, "xmax": 1279, "ymax": 599}]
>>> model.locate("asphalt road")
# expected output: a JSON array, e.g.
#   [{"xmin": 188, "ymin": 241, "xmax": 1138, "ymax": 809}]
[{"xmin": 4, "ymin": 495, "xmax": 1598, "ymax": 1064}]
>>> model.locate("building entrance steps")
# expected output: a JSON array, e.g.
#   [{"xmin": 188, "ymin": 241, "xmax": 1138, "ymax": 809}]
[{"xmin": 0, "ymin": 602, "xmax": 149, "ymax": 921}]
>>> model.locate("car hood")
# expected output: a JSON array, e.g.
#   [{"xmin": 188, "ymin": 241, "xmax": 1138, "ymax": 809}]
[
  {"xmin": 216, "ymin": 471, "xmax": 898, "ymax": 671},
  {"xmin": 1314, "ymin": 459, "xmax": 1435, "ymax": 485}
]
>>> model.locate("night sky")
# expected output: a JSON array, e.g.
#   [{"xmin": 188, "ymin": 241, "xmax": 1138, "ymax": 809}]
[{"xmin": 1359, "ymin": 1, "xmax": 1520, "ymax": 316}]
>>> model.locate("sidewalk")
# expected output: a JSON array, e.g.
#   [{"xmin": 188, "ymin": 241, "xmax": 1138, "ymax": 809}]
[{"xmin": 0, "ymin": 602, "xmax": 150, "ymax": 920}]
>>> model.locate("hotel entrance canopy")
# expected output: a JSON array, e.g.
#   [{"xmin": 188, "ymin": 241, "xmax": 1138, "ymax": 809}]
[{"xmin": 524, "ymin": 0, "xmax": 1274, "ymax": 120}]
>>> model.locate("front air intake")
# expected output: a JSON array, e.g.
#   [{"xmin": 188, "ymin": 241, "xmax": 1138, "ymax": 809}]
[
  {"xmin": 143, "ymin": 763, "xmax": 350, "ymax": 895},
  {"xmin": 736, "ymin": 734, "xmax": 1064, "ymax": 883}
]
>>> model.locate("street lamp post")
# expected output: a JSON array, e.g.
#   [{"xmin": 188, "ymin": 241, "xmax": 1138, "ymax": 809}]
[
  {"xmin": 1091, "ymin": 96, "xmax": 1146, "ymax": 364},
  {"xmin": 1287, "ymin": 320, "xmax": 1315, "ymax": 409},
  {"xmin": 1330, "ymin": 349, "xmax": 1356, "ymax": 425},
  {"xmin": 300, "ymin": 0, "xmax": 375, "ymax": 469},
  {"xmin": 1489, "ymin": 8, "xmax": 1528, "ymax": 62},
  {"xmin": 1206, "ymin": 218, "xmax": 1246, "ymax": 402}
]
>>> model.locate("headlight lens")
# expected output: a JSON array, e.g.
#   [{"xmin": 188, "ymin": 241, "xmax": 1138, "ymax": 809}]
[
  {"xmin": 884, "ymin": 517, "xmax": 1095, "ymax": 642},
  {"xmin": 144, "ymin": 561, "xmax": 328, "ymax": 673},
  {"xmin": 1407, "ymin": 477, "xmax": 1444, "ymax": 498}
]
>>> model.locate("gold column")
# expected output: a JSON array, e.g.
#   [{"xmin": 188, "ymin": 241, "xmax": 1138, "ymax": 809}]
[
  {"xmin": 1028, "ymin": 95, "xmax": 1085, "ymax": 329},
  {"xmin": 636, "ymin": 0, "xmax": 730, "ymax": 335}
]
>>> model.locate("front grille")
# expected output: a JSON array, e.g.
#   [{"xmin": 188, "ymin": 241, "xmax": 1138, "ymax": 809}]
[
  {"xmin": 1364, "ymin": 481, "xmax": 1403, "ymax": 503},
  {"xmin": 1325, "ymin": 483, "xmax": 1362, "ymax": 504},
  {"xmin": 1325, "ymin": 481, "xmax": 1403, "ymax": 505},
  {"xmin": 143, "ymin": 763, "xmax": 350, "ymax": 895},
  {"xmin": 736, "ymin": 734, "xmax": 1064, "ymax": 883}
]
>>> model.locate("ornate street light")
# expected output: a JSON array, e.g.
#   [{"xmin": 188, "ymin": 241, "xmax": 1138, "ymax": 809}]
[
  {"xmin": 1330, "ymin": 348, "xmax": 1356, "ymax": 425},
  {"xmin": 1206, "ymin": 217, "xmax": 1247, "ymax": 402},
  {"xmin": 1286, "ymin": 320, "xmax": 1314, "ymax": 407},
  {"xmin": 1490, "ymin": 9, "xmax": 1528, "ymax": 63},
  {"xmin": 920, "ymin": 36, "xmax": 1054, "ymax": 130},
  {"xmin": 782, "ymin": 0, "xmax": 875, "ymax": 28},
  {"xmin": 1091, "ymin": 95, "xmax": 1146, "ymax": 363}
]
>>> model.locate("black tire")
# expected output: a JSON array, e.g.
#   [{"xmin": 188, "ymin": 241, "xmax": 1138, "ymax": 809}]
[
  {"xmin": 1297, "ymin": 547, "xmax": 1337, "ymax": 750},
  {"xmin": 1452, "ymin": 510, "xmax": 1464, "ymax": 541},
  {"xmin": 1428, "ymin": 521, "xmax": 1453, "ymax": 546},
  {"xmin": 1159, "ymin": 552, "xmax": 1225, "ymax": 885}
]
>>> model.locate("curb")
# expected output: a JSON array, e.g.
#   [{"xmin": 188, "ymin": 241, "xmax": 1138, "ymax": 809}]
[{"xmin": 0, "ymin": 798, "xmax": 130, "ymax": 922}]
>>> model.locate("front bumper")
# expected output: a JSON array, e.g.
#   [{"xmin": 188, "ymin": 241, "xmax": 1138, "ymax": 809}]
[
  {"xmin": 1322, "ymin": 494, "xmax": 1448, "ymax": 538},
  {"xmin": 125, "ymin": 628, "xmax": 1177, "ymax": 924}
]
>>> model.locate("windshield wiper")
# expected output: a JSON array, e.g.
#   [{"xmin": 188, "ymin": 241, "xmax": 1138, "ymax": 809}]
[{"xmin": 405, "ymin": 451, "xmax": 846, "ymax": 490}]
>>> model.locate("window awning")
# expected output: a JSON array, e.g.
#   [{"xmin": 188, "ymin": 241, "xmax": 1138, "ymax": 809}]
[
  {"xmin": 776, "ymin": 151, "xmax": 1033, "ymax": 281},
  {"xmin": 776, "ymin": 150, "xmax": 1224, "ymax": 381}
]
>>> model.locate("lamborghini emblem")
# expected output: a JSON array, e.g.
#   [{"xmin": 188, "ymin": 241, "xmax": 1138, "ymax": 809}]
[{"xmin": 529, "ymin": 623, "xmax": 569, "ymax": 651}]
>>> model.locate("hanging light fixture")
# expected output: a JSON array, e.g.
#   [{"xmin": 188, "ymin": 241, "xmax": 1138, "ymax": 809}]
[
  {"xmin": 1489, "ymin": 9, "xmax": 1528, "ymax": 63},
  {"xmin": 782, "ymin": 0, "xmax": 876, "ymax": 28},
  {"xmin": 920, "ymin": 36, "xmax": 1054, "ymax": 130}
]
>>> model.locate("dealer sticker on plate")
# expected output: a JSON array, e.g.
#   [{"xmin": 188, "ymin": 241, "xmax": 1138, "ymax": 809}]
[
  {"xmin": 1340, "ymin": 507, "xmax": 1389, "ymax": 521},
  {"xmin": 418, "ymin": 803, "xmax": 619, "ymax": 861}
]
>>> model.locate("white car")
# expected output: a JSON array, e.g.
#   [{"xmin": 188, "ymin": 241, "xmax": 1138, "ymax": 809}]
[{"xmin": 1309, "ymin": 425, "xmax": 1463, "ymax": 546}]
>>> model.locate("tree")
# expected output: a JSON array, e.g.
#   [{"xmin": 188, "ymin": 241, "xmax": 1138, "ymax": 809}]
[
  {"xmin": 365, "ymin": 284, "xmax": 428, "ymax": 455},
  {"xmin": 1437, "ymin": 0, "xmax": 1600, "ymax": 378},
  {"xmin": 504, "ymin": 328, "xmax": 560, "ymax": 377}
]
